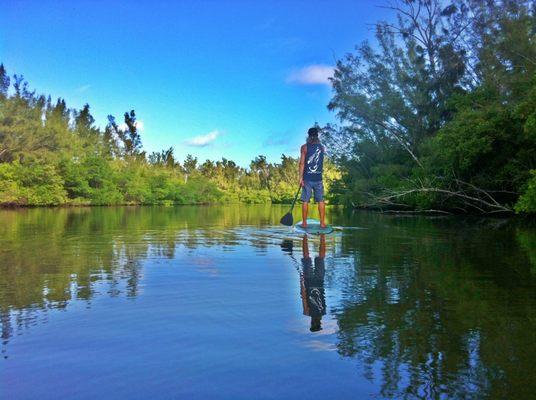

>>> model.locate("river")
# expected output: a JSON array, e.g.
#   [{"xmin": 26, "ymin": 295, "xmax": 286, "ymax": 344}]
[{"xmin": 1, "ymin": 205, "xmax": 535, "ymax": 399}]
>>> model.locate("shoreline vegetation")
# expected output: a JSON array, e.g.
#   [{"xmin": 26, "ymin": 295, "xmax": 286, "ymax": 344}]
[
  {"xmin": 323, "ymin": 0, "xmax": 536, "ymax": 215},
  {"xmin": 0, "ymin": 66, "xmax": 341, "ymax": 208},
  {"xmin": 1, "ymin": 0, "xmax": 535, "ymax": 215}
]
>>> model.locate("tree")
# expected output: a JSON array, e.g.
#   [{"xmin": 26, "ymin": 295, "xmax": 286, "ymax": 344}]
[
  {"xmin": 183, "ymin": 154, "xmax": 198, "ymax": 183},
  {"xmin": 148, "ymin": 147, "xmax": 175, "ymax": 168},
  {"xmin": 122, "ymin": 110, "xmax": 143, "ymax": 157},
  {"xmin": 0, "ymin": 76, "xmax": 55, "ymax": 163},
  {"xmin": 250, "ymin": 155, "xmax": 272, "ymax": 199},
  {"xmin": 74, "ymin": 104, "xmax": 101, "ymax": 143},
  {"xmin": 0, "ymin": 64, "xmax": 9, "ymax": 98},
  {"xmin": 325, "ymin": 0, "xmax": 536, "ymax": 213},
  {"xmin": 106, "ymin": 110, "xmax": 143, "ymax": 158},
  {"xmin": 12, "ymin": 74, "xmax": 34, "ymax": 100},
  {"xmin": 103, "ymin": 122, "xmax": 120, "ymax": 158},
  {"xmin": 199, "ymin": 159, "xmax": 216, "ymax": 178},
  {"xmin": 328, "ymin": 0, "xmax": 469, "ymax": 168},
  {"xmin": 2, "ymin": 65, "xmax": 327, "ymax": 206}
]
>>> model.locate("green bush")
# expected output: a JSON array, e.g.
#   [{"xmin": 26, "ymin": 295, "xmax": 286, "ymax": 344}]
[
  {"xmin": 17, "ymin": 163, "xmax": 67, "ymax": 205},
  {"xmin": 181, "ymin": 178, "xmax": 223, "ymax": 204},
  {"xmin": 515, "ymin": 170, "xmax": 536, "ymax": 214},
  {"xmin": 119, "ymin": 166, "xmax": 152, "ymax": 203},
  {"xmin": 59, "ymin": 158, "xmax": 92, "ymax": 199},
  {"xmin": 239, "ymin": 189, "xmax": 272, "ymax": 204},
  {"xmin": 82, "ymin": 157, "xmax": 123, "ymax": 205},
  {"xmin": 90, "ymin": 185, "xmax": 124, "ymax": 205},
  {"xmin": 0, "ymin": 163, "xmax": 21, "ymax": 204}
]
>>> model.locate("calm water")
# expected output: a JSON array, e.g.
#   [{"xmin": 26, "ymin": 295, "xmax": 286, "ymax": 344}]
[{"xmin": 1, "ymin": 206, "xmax": 535, "ymax": 399}]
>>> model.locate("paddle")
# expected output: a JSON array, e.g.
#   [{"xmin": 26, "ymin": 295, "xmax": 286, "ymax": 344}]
[{"xmin": 280, "ymin": 185, "xmax": 302, "ymax": 226}]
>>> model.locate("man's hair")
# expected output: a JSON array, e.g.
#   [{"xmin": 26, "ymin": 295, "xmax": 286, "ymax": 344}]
[
  {"xmin": 307, "ymin": 126, "xmax": 321, "ymax": 144},
  {"xmin": 308, "ymin": 127, "xmax": 319, "ymax": 136}
]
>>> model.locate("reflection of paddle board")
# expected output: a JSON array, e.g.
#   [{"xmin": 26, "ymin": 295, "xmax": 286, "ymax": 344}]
[{"xmin": 294, "ymin": 219, "xmax": 334, "ymax": 235}]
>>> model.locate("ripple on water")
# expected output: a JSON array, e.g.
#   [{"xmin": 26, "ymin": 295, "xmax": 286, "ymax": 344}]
[{"xmin": 1, "ymin": 206, "xmax": 535, "ymax": 399}]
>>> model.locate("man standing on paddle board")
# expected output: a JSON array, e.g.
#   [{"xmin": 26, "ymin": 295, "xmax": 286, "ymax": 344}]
[{"xmin": 299, "ymin": 126, "xmax": 326, "ymax": 228}]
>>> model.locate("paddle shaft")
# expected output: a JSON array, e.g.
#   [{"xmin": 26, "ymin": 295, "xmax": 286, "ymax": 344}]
[{"xmin": 289, "ymin": 185, "xmax": 301, "ymax": 212}]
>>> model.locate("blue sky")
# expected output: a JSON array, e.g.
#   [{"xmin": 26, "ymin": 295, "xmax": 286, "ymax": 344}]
[{"xmin": 1, "ymin": 0, "xmax": 392, "ymax": 166}]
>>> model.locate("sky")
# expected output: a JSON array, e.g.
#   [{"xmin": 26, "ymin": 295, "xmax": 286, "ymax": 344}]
[{"xmin": 1, "ymin": 0, "xmax": 392, "ymax": 166}]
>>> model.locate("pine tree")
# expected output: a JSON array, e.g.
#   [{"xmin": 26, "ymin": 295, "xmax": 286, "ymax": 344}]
[{"xmin": 0, "ymin": 64, "xmax": 10, "ymax": 98}]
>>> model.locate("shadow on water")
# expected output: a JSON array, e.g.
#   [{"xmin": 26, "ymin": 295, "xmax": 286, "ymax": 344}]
[{"xmin": 1, "ymin": 205, "xmax": 536, "ymax": 399}]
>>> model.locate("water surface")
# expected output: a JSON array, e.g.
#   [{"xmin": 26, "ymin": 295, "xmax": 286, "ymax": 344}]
[{"xmin": 1, "ymin": 206, "xmax": 535, "ymax": 399}]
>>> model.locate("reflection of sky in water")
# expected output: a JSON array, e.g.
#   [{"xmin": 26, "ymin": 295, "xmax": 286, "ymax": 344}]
[{"xmin": 1, "ymin": 206, "xmax": 536, "ymax": 399}]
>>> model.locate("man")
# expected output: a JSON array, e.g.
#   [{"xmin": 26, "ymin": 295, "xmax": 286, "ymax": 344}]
[{"xmin": 299, "ymin": 126, "xmax": 326, "ymax": 228}]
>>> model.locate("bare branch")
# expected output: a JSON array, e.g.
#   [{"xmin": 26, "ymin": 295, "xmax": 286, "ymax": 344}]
[{"xmin": 374, "ymin": 187, "xmax": 512, "ymax": 213}]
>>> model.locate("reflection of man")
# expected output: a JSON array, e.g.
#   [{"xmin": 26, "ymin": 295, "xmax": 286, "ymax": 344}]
[{"xmin": 300, "ymin": 235, "xmax": 326, "ymax": 332}]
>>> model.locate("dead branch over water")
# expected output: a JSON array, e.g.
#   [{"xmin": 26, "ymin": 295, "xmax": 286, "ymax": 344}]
[{"xmin": 354, "ymin": 180, "xmax": 514, "ymax": 215}]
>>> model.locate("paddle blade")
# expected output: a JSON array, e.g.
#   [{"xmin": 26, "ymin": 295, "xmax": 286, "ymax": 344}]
[{"xmin": 280, "ymin": 212, "xmax": 294, "ymax": 226}]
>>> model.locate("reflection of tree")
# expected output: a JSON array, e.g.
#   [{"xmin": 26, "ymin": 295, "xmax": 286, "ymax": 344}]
[
  {"xmin": 330, "ymin": 215, "xmax": 536, "ymax": 399},
  {"xmin": 2, "ymin": 207, "xmax": 534, "ymax": 398},
  {"xmin": 517, "ymin": 226, "xmax": 536, "ymax": 275},
  {"xmin": 0, "ymin": 205, "xmax": 290, "ymax": 352}
]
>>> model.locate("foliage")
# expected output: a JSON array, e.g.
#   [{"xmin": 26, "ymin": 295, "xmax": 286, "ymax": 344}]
[
  {"xmin": 0, "ymin": 66, "xmax": 343, "ymax": 206},
  {"xmin": 0, "ymin": 162, "xmax": 20, "ymax": 204},
  {"xmin": 0, "ymin": 161, "xmax": 67, "ymax": 205},
  {"xmin": 515, "ymin": 170, "xmax": 536, "ymax": 213},
  {"xmin": 325, "ymin": 0, "xmax": 536, "ymax": 214}
]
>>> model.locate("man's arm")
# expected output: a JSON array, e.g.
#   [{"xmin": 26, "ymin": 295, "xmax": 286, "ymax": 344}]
[{"xmin": 299, "ymin": 144, "xmax": 306, "ymax": 187}]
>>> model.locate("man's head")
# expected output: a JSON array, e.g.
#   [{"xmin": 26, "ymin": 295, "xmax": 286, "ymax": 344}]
[
  {"xmin": 308, "ymin": 127, "xmax": 320, "ymax": 137},
  {"xmin": 310, "ymin": 316, "xmax": 322, "ymax": 332},
  {"xmin": 307, "ymin": 126, "xmax": 320, "ymax": 144}
]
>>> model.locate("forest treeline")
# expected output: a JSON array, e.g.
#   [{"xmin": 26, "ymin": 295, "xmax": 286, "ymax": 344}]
[
  {"xmin": 325, "ymin": 0, "xmax": 536, "ymax": 214},
  {"xmin": 0, "ymin": 66, "xmax": 340, "ymax": 206},
  {"xmin": 2, "ymin": 0, "xmax": 536, "ymax": 213}
]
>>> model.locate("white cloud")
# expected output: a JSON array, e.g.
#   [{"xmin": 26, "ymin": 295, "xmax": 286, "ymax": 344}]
[
  {"xmin": 286, "ymin": 64, "xmax": 334, "ymax": 86},
  {"xmin": 118, "ymin": 120, "xmax": 144, "ymax": 132},
  {"xmin": 302, "ymin": 340, "xmax": 337, "ymax": 352},
  {"xmin": 76, "ymin": 84, "xmax": 91, "ymax": 92},
  {"xmin": 184, "ymin": 130, "xmax": 220, "ymax": 147}
]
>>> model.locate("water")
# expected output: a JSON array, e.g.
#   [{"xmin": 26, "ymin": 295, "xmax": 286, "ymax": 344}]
[{"xmin": 1, "ymin": 205, "xmax": 535, "ymax": 399}]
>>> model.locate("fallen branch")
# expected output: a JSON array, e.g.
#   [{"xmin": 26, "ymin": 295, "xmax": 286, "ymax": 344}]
[
  {"xmin": 354, "ymin": 183, "xmax": 514, "ymax": 214},
  {"xmin": 378, "ymin": 187, "xmax": 513, "ymax": 213},
  {"xmin": 381, "ymin": 209, "xmax": 453, "ymax": 215}
]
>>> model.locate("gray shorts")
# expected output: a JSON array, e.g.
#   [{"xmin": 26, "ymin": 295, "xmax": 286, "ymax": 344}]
[{"xmin": 301, "ymin": 180, "xmax": 324, "ymax": 203}]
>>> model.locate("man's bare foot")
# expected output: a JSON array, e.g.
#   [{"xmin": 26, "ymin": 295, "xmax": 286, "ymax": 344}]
[
  {"xmin": 301, "ymin": 223, "xmax": 308, "ymax": 228},
  {"xmin": 320, "ymin": 223, "xmax": 327, "ymax": 228}
]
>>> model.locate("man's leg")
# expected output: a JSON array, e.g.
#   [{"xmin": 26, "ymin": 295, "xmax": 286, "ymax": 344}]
[
  {"xmin": 319, "ymin": 233, "xmax": 326, "ymax": 258},
  {"xmin": 302, "ymin": 202, "xmax": 309, "ymax": 227},
  {"xmin": 302, "ymin": 235, "xmax": 309, "ymax": 258},
  {"xmin": 301, "ymin": 181, "xmax": 312, "ymax": 227},
  {"xmin": 318, "ymin": 201, "xmax": 326, "ymax": 228},
  {"xmin": 314, "ymin": 181, "xmax": 326, "ymax": 228}
]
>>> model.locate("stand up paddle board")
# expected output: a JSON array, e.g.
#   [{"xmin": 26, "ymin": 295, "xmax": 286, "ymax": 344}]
[{"xmin": 294, "ymin": 219, "xmax": 334, "ymax": 235}]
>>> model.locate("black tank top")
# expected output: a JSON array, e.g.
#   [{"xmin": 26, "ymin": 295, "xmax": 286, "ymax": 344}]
[{"xmin": 303, "ymin": 143, "xmax": 324, "ymax": 182}]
